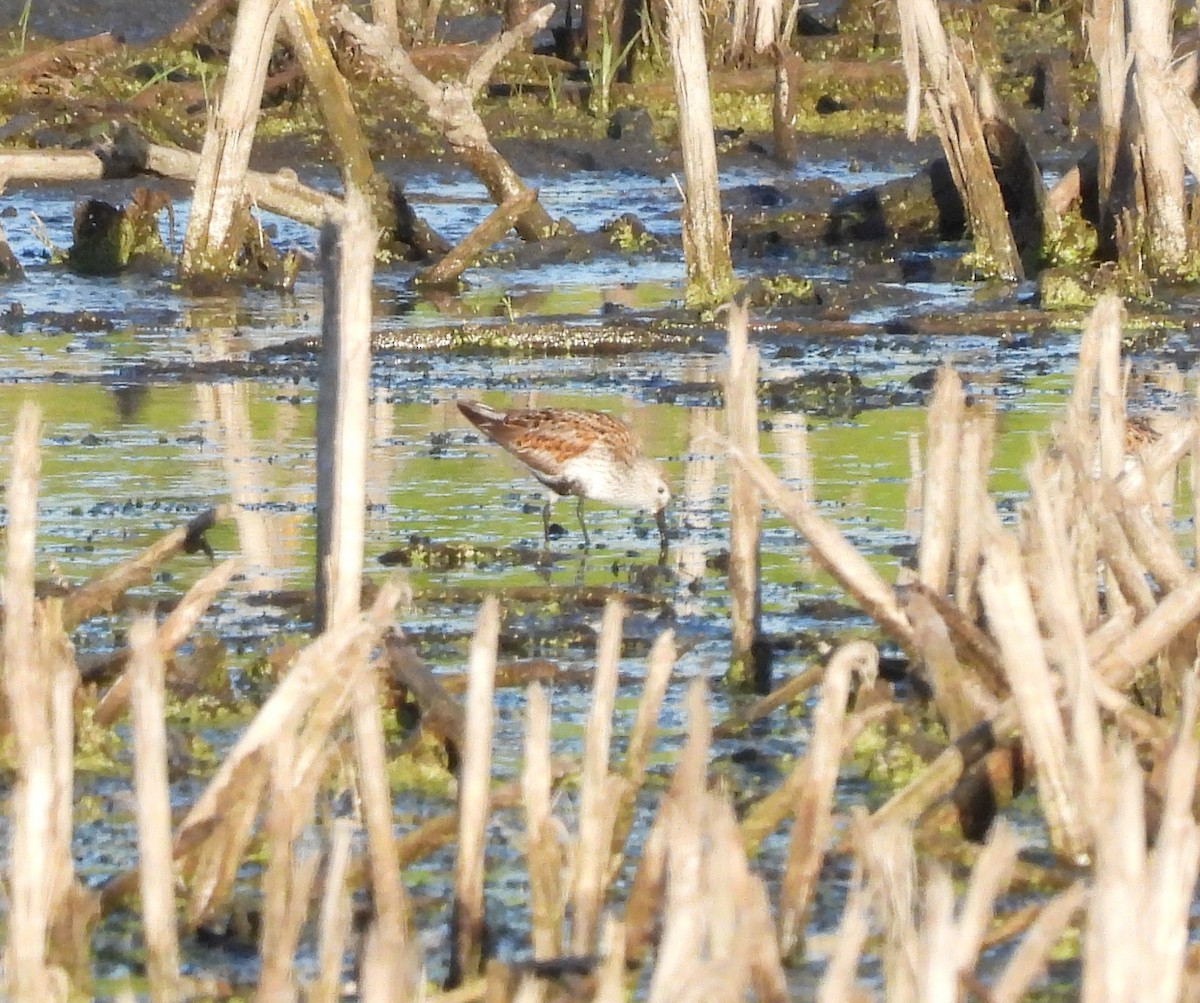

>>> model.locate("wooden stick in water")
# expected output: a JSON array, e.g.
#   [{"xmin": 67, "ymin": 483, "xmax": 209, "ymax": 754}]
[
  {"xmin": 449, "ymin": 597, "xmax": 500, "ymax": 987},
  {"xmin": 129, "ymin": 618, "xmax": 181, "ymax": 1003}
]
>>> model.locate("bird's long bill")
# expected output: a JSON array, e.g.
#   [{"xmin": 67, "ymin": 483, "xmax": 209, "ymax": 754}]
[{"xmin": 656, "ymin": 507, "xmax": 669, "ymax": 553}]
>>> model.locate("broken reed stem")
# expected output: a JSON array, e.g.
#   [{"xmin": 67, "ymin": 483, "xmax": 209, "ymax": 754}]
[
  {"xmin": 953, "ymin": 405, "xmax": 993, "ymax": 619},
  {"xmin": 571, "ymin": 599, "xmax": 624, "ymax": 955},
  {"xmin": 778, "ymin": 640, "xmax": 878, "ymax": 957},
  {"xmin": 311, "ymin": 818, "xmax": 356, "ymax": 1003},
  {"xmin": 61, "ymin": 506, "xmax": 228, "ymax": 632},
  {"xmin": 978, "ymin": 527, "xmax": 1089, "ymax": 861},
  {"xmin": 257, "ymin": 734, "xmax": 322, "ymax": 1002},
  {"xmin": 991, "ymin": 881, "xmax": 1085, "ymax": 1003},
  {"xmin": 918, "ymin": 366, "xmax": 964, "ymax": 596},
  {"xmin": 1095, "ymin": 294, "xmax": 1126, "ymax": 482},
  {"xmin": 95, "ymin": 557, "xmax": 242, "ymax": 725},
  {"xmin": 175, "ymin": 583, "xmax": 404, "ymax": 924},
  {"xmin": 4, "ymin": 401, "xmax": 61, "ymax": 1000},
  {"xmin": 181, "ymin": 0, "xmax": 283, "ymax": 273},
  {"xmin": 129, "ymin": 618, "xmax": 181, "ymax": 1003},
  {"xmin": 315, "ymin": 185, "xmax": 377, "ymax": 632},
  {"xmin": 713, "ymin": 659, "xmax": 823, "ymax": 739},
  {"xmin": 725, "ymin": 302, "xmax": 764, "ymax": 691},
  {"xmin": 733, "ymin": 448, "xmax": 915, "ymax": 650},
  {"xmin": 449, "ymin": 596, "xmax": 500, "ymax": 987},
  {"xmin": 645, "ymin": 681, "xmax": 710, "ymax": 1003},
  {"xmin": 351, "ymin": 667, "xmax": 411, "ymax": 952},
  {"xmin": 522, "ymin": 683, "xmax": 561, "ymax": 959},
  {"xmin": 612, "ymin": 629, "xmax": 676, "ymax": 852}
]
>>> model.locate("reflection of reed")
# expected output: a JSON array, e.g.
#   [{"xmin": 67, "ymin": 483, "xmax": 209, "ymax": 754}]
[
  {"xmin": 770, "ymin": 411, "xmax": 813, "ymax": 504},
  {"xmin": 675, "ymin": 405, "xmax": 718, "ymax": 605},
  {"xmin": 364, "ymin": 392, "xmax": 399, "ymax": 540},
  {"xmin": 194, "ymin": 381, "xmax": 303, "ymax": 591}
]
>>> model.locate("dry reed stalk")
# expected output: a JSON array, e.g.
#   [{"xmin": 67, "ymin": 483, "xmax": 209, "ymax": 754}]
[
  {"xmin": 713, "ymin": 659, "xmax": 823, "ymax": 738},
  {"xmin": 646, "ymin": 682, "xmax": 709, "ymax": 1003},
  {"xmin": 61, "ymin": 506, "xmax": 228, "ymax": 631},
  {"xmin": 917, "ymin": 366, "xmax": 964, "ymax": 597},
  {"xmin": 257, "ymin": 734, "xmax": 323, "ymax": 1003},
  {"xmin": 350, "ymin": 667, "xmax": 414, "ymax": 972},
  {"xmin": 95, "ymin": 557, "xmax": 242, "ymax": 725},
  {"xmin": 904, "ymin": 431, "xmax": 923, "ymax": 537},
  {"xmin": 418, "ymin": 189, "xmax": 538, "ymax": 288},
  {"xmin": 449, "ymin": 596, "xmax": 500, "ymax": 986},
  {"xmin": 1026, "ymin": 466, "xmax": 1105, "ymax": 804},
  {"xmin": 991, "ymin": 881, "xmax": 1085, "ymax": 1003},
  {"xmin": 181, "ymin": 0, "xmax": 283, "ymax": 273},
  {"xmin": 733, "ymin": 449, "xmax": 915, "ymax": 650},
  {"xmin": 617, "ymin": 628, "xmax": 675, "ymax": 811},
  {"xmin": 311, "ymin": 818, "xmax": 356, "ymax": 1003},
  {"xmin": 621, "ymin": 797, "xmax": 668, "ymax": 966},
  {"xmin": 902, "ymin": 588, "xmax": 985, "ymax": 739},
  {"xmin": 778, "ymin": 640, "xmax": 878, "ymax": 955},
  {"xmin": 129, "ymin": 618, "xmax": 181, "ymax": 1002},
  {"xmin": 725, "ymin": 302, "xmax": 764, "ymax": 689},
  {"xmin": 570, "ymin": 600, "xmax": 625, "ymax": 954},
  {"xmin": 874, "ymin": 572, "xmax": 1200, "ymax": 832},
  {"xmin": 1093, "ymin": 297, "xmax": 1126, "ymax": 483},
  {"xmin": 592, "ymin": 916, "xmax": 627, "ymax": 1003},
  {"xmin": 862, "ymin": 822, "xmax": 919, "ymax": 1002},
  {"xmin": 1194, "ymin": 384, "xmax": 1200, "ymax": 564},
  {"xmin": 978, "ymin": 526, "xmax": 1089, "ymax": 860},
  {"xmin": 816, "ymin": 855, "xmax": 872, "ymax": 1003},
  {"xmin": 315, "ymin": 186, "xmax": 377, "ymax": 632},
  {"xmin": 177, "ymin": 583, "xmax": 403, "ymax": 923},
  {"xmin": 522, "ymin": 683, "xmax": 562, "ymax": 959},
  {"xmin": 953, "ymin": 406, "xmax": 994, "ymax": 619},
  {"xmin": 4, "ymin": 402, "xmax": 69, "ymax": 1000}
]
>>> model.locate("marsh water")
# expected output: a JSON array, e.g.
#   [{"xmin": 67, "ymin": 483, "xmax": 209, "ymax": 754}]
[{"xmin": 1, "ymin": 153, "xmax": 1190, "ymax": 991}]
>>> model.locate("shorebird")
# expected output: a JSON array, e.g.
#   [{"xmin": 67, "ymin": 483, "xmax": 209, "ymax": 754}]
[{"xmin": 457, "ymin": 399, "xmax": 671, "ymax": 553}]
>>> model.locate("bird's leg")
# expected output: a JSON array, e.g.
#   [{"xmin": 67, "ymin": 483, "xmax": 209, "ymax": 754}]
[
  {"xmin": 656, "ymin": 507, "xmax": 669, "ymax": 559},
  {"xmin": 542, "ymin": 500, "xmax": 553, "ymax": 549},
  {"xmin": 576, "ymin": 496, "xmax": 592, "ymax": 548}
]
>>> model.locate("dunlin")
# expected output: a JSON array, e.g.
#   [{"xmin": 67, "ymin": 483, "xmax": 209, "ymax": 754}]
[{"xmin": 457, "ymin": 399, "xmax": 671, "ymax": 552}]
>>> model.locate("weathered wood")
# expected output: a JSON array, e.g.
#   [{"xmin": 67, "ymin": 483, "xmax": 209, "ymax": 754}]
[
  {"xmin": 315, "ymin": 188, "xmax": 376, "ymax": 631},
  {"xmin": 0, "ymin": 31, "xmax": 118, "ymax": 79},
  {"xmin": 181, "ymin": 0, "xmax": 284, "ymax": 276},
  {"xmin": 666, "ymin": 0, "xmax": 737, "ymax": 305},
  {"xmin": 897, "ymin": 0, "xmax": 1023, "ymax": 279},
  {"xmin": 414, "ymin": 187, "xmax": 537, "ymax": 288},
  {"xmin": 1130, "ymin": 0, "xmax": 1188, "ymax": 275},
  {"xmin": 335, "ymin": 6, "xmax": 560, "ymax": 242}
]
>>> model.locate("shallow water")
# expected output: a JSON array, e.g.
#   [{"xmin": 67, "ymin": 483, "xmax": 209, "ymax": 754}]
[{"xmin": 2, "ymin": 154, "xmax": 1183, "ymax": 989}]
